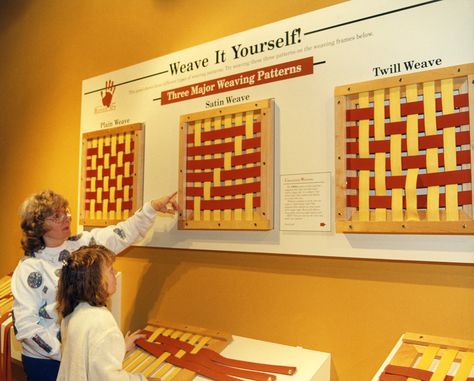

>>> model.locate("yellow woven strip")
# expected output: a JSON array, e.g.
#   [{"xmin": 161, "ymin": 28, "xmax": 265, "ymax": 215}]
[
  {"xmin": 430, "ymin": 349, "xmax": 458, "ymax": 381},
  {"xmin": 358, "ymin": 171, "xmax": 370, "ymax": 221},
  {"xmin": 110, "ymin": 187, "xmax": 115, "ymax": 203},
  {"xmin": 104, "ymin": 177, "xmax": 109, "ymax": 193},
  {"xmin": 213, "ymin": 116, "xmax": 222, "ymax": 222},
  {"xmin": 125, "ymin": 132, "xmax": 131, "ymax": 154},
  {"xmin": 441, "ymin": 78, "xmax": 458, "ymax": 221},
  {"xmin": 193, "ymin": 121, "xmax": 203, "ymax": 223},
  {"xmin": 191, "ymin": 335, "xmax": 210, "ymax": 354},
  {"xmin": 193, "ymin": 197, "xmax": 201, "ymax": 221},
  {"xmin": 405, "ymin": 169, "xmax": 419, "ymax": 221},
  {"xmin": 244, "ymin": 112, "xmax": 255, "ymax": 221},
  {"xmin": 223, "ymin": 114, "xmax": 232, "ymax": 221},
  {"xmin": 90, "ymin": 200, "xmax": 95, "ymax": 219},
  {"xmin": 111, "ymin": 164, "xmax": 116, "ymax": 179},
  {"xmin": 102, "ymin": 199, "xmax": 108, "ymax": 218},
  {"xmin": 98, "ymin": 137, "xmax": 104, "ymax": 158},
  {"xmin": 374, "ymin": 89, "xmax": 386, "ymax": 221},
  {"xmin": 116, "ymin": 198, "xmax": 122, "ymax": 220},
  {"xmin": 118, "ymin": 151, "xmax": 124, "ymax": 167},
  {"xmin": 104, "ymin": 153, "xmax": 110, "ymax": 169},
  {"xmin": 417, "ymin": 345, "xmax": 439, "ymax": 369},
  {"xmin": 124, "ymin": 185, "xmax": 130, "ymax": 202},
  {"xmin": 97, "ymin": 188, "xmax": 102, "ymax": 204},
  {"xmin": 159, "ymin": 333, "xmax": 195, "ymax": 380},
  {"xmin": 405, "ymin": 84, "xmax": 420, "ymax": 221},
  {"xmin": 390, "ymin": 136, "xmax": 403, "ymax": 221},
  {"xmin": 194, "ymin": 121, "xmax": 202, "ymax": 146},
  {"xmin": 423, "ymin": 81, "xmax": 440, "ymax": 221},
  {"xmin": 234, "ymin": 112, "xmax": 243, "ymax": 221},
  {"xmin": 91, "ymin": 177, "xmax": 96, "ymax": 192},
  {"xmin": 452, "ymin": 352, "xmax": 474, "ymax": 381},
  {"xmin": 358, "ymin": 92, "xmax": 370, "ymax": 221},
  {"xmin": 203, "ymin": 119, "xmax": 212, "ymax": 221},
  {"xmin": 111, "ymin": 135, "xmax": 117, "ymax": 156},
  {"xmin": 98, "ymin": 165, "xmax": 103, "ymax": 181}
]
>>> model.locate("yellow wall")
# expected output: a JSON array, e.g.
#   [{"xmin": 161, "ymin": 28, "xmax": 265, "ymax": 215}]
[{"xmin": 1, "ymin": 1, "xmax": 473, "ymax": 381}]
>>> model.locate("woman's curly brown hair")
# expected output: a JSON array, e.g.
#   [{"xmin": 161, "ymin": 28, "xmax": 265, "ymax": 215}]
[
  {"xmin": 20, "ymin": 190, "xmax": 69, "ymax": 256},
  {"xmin": 56, "ymin": 245, "xmax": 114, "ymax": 319}
]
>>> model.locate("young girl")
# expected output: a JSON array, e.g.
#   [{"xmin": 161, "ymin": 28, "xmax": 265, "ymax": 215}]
[
  {"xmin": 56, "ymin": 245, "xmax": 159, "ymax": 381},
  {"xmin": 11, "ymin": 190, "xmax": 177, "ymax": 381}
]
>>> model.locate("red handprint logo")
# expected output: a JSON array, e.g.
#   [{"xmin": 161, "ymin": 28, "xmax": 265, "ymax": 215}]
[{"xmin": 100, "ymin": 80, "xmax": 115, "ymax": 107}]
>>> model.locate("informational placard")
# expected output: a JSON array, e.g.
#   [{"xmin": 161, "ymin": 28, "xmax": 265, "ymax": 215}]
[
  {"xmin": 80, "ymin": 0, "xmax": 474, "ymax": 263},
  {"xmin": 281, "ymin": 173, "xmax": 331, "ymax": 232}
]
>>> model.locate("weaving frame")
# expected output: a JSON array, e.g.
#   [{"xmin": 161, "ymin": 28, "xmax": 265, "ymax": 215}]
[
  {"xmin": 178, "ymin": 99, "xmax": 274, "ymax": 230},
  {"xmin": 80, "ymin": 123, "xmax": 145, "ymax": 227},
  {"xmin": 335, "ymin": 63, "xmax": 474, "ymax": 234}
]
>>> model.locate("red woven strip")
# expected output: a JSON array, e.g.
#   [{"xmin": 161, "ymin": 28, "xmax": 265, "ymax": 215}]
[
  {"xmin": 346, "ymin": 130, "xmax": 470, "ymax": 155},
  {"xmin": 346, "ymin": 189, "xmax": 472, "ymax": 209},
  {"xmin": 187, "ymin": 157, "xmax": 224, "ymax": 170},
  {"xmin": 380, "ymin": 364, "xmax": 474, "ymax": 381},
  {"xmin": 242, "ymin": 136, "xmax": 261, "ymax": 150},
  {"xmin": 86, "ymin": 153, "xmax": 135, "ymax": 167},
  {"xmin": 231, "ymin": 152, "xmax": 261, "ymax": 166},
  {"xmin": 140, "ymin": 332, "xmax": 293, "ymax": 379},
  {"xmin": 222, "ymin": 166, "xmax": 261, "ymax": 181},
  {"xmin": 85, "ymin": 188, "xmax": 134, "ymax": 201},
  {"xmin": 346, "ymin": 111, "xmax": 469, "ymax": 139},
  {"xmin": 187, "ymin": 122, "xmax": 262, "ymax": 144},
  {"xmin": 346, "ymin": 169, "xmax": 471, "ymax": 190},
  {"xmin": 86, "ymin": 175, "xmax": 135, "ymax": 189},
  {"xmin": 187, "ymin": 182, "xmax": 261, "ymax": 198},
  {"xmin": 346, "ymin": 93, "xmax": 469, "ymax": 121},
  {"xmin": 378, "ymin": 372, "xmax": 406, "ymax": 381},
  {"xmin": 347, "ymin": 150, "xmax": 471, "ymax": 171},
  {"xmin": 87, "ymin": 201, "xmax": 133, "ymax": 212},
  {"xmin": 188, "ymin": 141, "xmax": 235, "ymax": 156},
  {"xmin": 186, "ymin": 167, "xmax": 261, "ymax": 183},
  {"xmin": 186, "ymin": 196, "xmax": 261, "ymax": 211}
]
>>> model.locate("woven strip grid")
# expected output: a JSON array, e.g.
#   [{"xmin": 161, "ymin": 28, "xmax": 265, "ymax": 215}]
[{"xmin": 344, "ymin": 78, "xmax": 471, "ymax": 222}]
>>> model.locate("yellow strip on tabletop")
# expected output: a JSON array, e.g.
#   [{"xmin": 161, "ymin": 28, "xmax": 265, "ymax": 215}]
[
  {"xmin": 358, "ymin": 92, "xmax": 370, "ymax": 221},
  {"xmin": 441, "ymin": 78, "xmax": 458, "ymax": 221},
  {"xmin": 423, "ymin": 81, "xmax": 440, "ymax": 221},
  {"xmin": 405, "ymin": 84, "xmax": 420, "ymax": 221},
  {"xmin": 452, "ymin": 352, "xmax": 474, "ymax": 381},
  {"xmin": 430, "ymin": 349, "xmax": 458, "ymax": 381},
  {"xmin": 145, "ymin": 330, "xmax": 187, "ymax": 378},
  {"xmin": 406, "ymin": 346, "xmax": 439, "ymax": 381},
  {"xmin": 374, "ymin": 89, "xmax": 387, "ymax": 221},
  {"xmin": 154, "ymin": 332, "xmax": 194, "ymax": 379}
]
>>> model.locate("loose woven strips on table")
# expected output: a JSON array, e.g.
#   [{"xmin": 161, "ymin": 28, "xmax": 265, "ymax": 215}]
[
  {"xmin": 335, "ymin": 63, "xmax": 474, "ymax": 234},
  {"xmin": 178, "ymin": 99, "xmax": 274, "ymax": 230},
  {"xmin": 80, "ymin": 124, "xmax": 144, "ymax": 227},
  {"xmin": 378, "ymin": 333, "xmax": 474, "ymax": 381},
  {"xmin": 0, "ymin": 274, "xmax": 13, "ymax": 381},
  {"xmin": 123, "ymin": 321, "xmax": 296, "ymax": 381}
]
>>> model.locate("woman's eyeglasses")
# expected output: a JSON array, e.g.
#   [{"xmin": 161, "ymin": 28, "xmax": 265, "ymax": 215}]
[{"xmin": 46, "ymin": 209, "xmax": 71, "ymax": 224}]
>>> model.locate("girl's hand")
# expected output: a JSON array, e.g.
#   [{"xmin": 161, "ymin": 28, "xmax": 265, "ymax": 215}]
[
  {"xmin": 124, "ymin": 329, "xmax": 146, "ymax": 352},
  {"xmin": 151, "ymin": 192, "xmax": 179, "ymax": 214}
]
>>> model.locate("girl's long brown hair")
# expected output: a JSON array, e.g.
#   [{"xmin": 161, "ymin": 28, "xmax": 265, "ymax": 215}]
[{"xmin": 57, "ymin": 245, "xmax": 114, "ymax": 319}]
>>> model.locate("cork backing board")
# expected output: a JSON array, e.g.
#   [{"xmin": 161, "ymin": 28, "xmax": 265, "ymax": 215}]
[
  {"xmin": 335, "ymin": 63, "xmax": 474, "ymax": 234},
  {"xmin": 178, "ymin": 99, "xmax": 274, "ymax": 230},
  {"xmin": 123, "ymin": 320, "xmax": 232, "ymax": 380},
  {"xmin": 80, "ymin": 123, "xmax": 145, "ymax": 227}
]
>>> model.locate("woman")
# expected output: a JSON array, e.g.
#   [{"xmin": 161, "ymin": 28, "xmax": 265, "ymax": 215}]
[
  {"xmin": 11, "ymin": 190, "xmax": 177, "ymax": 381},
  {"xmin": 56, "ymin": 245, "xmax": 159, "ymax": 381}
]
